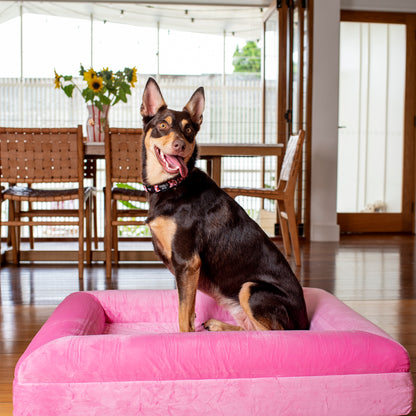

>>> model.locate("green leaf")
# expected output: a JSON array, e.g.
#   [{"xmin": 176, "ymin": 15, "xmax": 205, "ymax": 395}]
[
  {"xmin": 120, "ymin": 83, "xmax": 131, "ymax": 95},
  {"xmin": 116, "ymin": 183, "xmax": 139, "ymax": 190},
  {"xmin": 82, "ymin": 88, "xmax": 95, "ymax": 102},
  {"xmin": 119, "ymin": 200, "xmax": 141, "ymax": 209},
  {"xmin": 119, "ymin": 90, "xmax": 127, "ymax": 103},
  {"xmin": 116, "ymin": 184, "xmax": 143, "ymax": 209},
  {"xmin": 101, "ymin": 70, "xmax": 113, "ymax": 82},
  {"xmin": 100, "ymin": 95, "xmax": 111, "ymax": 105},
  {"xmin": 94, "ymin": 101, "xmax": 104, "ymax": 111},
  {"xmin": 62, "ymin": 84, "xmax": 75, "ymax": 98},
  {"xmin": 124, "ymin": 67, "xmax": 133, "ymax": 82}
]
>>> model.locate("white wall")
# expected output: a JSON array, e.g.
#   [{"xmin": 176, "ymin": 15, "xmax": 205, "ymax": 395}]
[
  {"xmin": 341, "ymin": 0, "xmax": 416, "ymax": 13},
  {"xmin": 310, "ymin": 0, "xmax": 341, "ymax": 241}
]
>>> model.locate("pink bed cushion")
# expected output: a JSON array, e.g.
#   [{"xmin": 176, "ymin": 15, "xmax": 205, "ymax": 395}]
[
  {"xmin": 17, "ymin": 328, "xmax": 409, "ymax": 384},
  {"xmin": 15, "ymin": 289, "xmax": 410, "ymax": 384}
]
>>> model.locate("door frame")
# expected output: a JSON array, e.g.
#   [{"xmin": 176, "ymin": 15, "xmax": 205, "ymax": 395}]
[
  {"xmin": 261, "ymin": 0, "xmax": 313, "ymax": 237},
  {"xmin": 337, "ymin": 11, "xmax": 416, "ymax": 233}
]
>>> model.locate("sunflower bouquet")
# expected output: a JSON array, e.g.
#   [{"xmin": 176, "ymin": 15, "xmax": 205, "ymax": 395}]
[{"xmin": 54, "ymin": 64, "xmax": 137, "ymax": 111}]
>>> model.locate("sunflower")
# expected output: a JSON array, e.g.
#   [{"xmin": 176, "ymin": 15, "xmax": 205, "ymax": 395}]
[
  {"xmin": 83, "ymin": 68, "xmax": 96, "ymax": 83},
  {"xmin": 56, "ymin": 64, "xmax": 138, "ymax": 107},
  {"xmin": 54, "ymin": 70, "xmax": 61, "ymax": 89},
  {"xmin": 88, "ymin": 76, "xmax": 104, "ymax": 93},
  {"xmin": 130, "ymin": 67, "xmax": 138, "ymax": 88},
  {"xmin": 101, "ymin": 68, "xmax": 113, "ymax": 83}
]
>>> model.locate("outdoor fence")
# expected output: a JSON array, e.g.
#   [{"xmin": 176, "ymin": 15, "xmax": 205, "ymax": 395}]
[{"xmin": 1, "ymin": 74, "xmax": 280, "ymax": 240}]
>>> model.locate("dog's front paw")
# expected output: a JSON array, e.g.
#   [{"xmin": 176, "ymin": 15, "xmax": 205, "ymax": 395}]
[{"xmin": 202, "ymin": 319, "xmax": 224, "ymax": 332}]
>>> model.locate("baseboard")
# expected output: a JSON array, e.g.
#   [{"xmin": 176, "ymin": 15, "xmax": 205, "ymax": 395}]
[{"xmin": 310, "ymin": 223, "xmax": 340, "ymax": 242}]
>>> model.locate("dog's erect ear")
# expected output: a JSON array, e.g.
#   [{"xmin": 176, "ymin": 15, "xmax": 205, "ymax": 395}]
[
  {"xmin": 140, "ymin": 78, "xmax": 167, "ymax": 118},
  {"xmin": 184, "ymin": 87, "xmax": 205, "ymax": 126}
]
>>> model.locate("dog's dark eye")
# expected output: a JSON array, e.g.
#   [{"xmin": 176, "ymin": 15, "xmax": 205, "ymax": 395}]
[
  {"xmin": 159, "ymin": 122, "xmax": 169, "ymax": 130},
  {"xmin": 185, "ymin": 126, "xmax": 193, "ymax": 135}
]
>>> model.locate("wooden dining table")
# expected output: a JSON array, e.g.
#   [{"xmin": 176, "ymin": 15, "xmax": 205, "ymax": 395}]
[{"xmin": 84, "ymin": 142, "xmax": 283, "ymax": 186}]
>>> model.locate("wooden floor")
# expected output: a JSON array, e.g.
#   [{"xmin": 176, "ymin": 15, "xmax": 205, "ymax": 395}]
[{"xmin": 0, "ymin": 234, "xmax": 415, "ymax": 415}]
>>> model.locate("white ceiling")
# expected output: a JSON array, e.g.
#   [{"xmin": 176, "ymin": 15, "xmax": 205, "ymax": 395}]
[{"xmin": 0, "ymin": 1, "xmax": 269, "ymax": 39}]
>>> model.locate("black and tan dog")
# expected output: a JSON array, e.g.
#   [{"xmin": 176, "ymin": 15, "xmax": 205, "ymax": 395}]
[{"xmin": 141, "ymin": 78, "xmax": 308, "ymax": 332}]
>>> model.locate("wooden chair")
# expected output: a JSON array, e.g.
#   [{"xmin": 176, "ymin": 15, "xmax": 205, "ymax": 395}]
[
  {"xmin": 0, "ymin": 126, "xmax": 93, "ymax": 278},
  {"xmin": 24, "ymin": 158, "xmax": 98, "ymax": 252},
  {"xmin": 223, "ymin": 130, "xmax": 305, "ymax": 266},
  {"xmin": 0, "ymin": 186, "xmax": 4, "ymax": 266},
  {"xmin": 104, "ymin": 127, "xmax": 148, "ymax": 278}
]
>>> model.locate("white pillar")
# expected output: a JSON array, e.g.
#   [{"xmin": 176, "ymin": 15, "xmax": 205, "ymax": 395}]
[
  {"xmin": 90, "ymin": 13, "xmax": 94, "ymax": 67},
  {"xmin": 156, "ymin": 21, "xmax": 160, "ymax": 82},
  {"xmin": 310, "ymin": 0, "xmax": 341, "ymax": 241},
  {"xmin": 20, "ymin": 5, "xmax": 23, "ymax": 80}
]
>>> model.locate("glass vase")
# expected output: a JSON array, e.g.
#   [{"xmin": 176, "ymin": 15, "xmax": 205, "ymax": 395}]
[{"xmin": 86, "ymin": 104, "xmax": 109, "ymax": 142}]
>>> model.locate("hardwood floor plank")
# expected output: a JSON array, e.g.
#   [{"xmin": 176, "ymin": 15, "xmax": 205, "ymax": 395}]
[
  {"xmin": 0, "ymin": 384, "xmax": 12, "ymax": 403},
  {"xmin": 0, "ymin": 403, "xmax": 13, "ymax": 416}
]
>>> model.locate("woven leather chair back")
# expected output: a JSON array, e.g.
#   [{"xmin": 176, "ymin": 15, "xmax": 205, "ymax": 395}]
[
  {"xmin": 107, "ymin": 128, "xmax": 143, "ymax": 184},
  {"xmin": 0, "ymin": 127, "xmax": 83, "ymax": 184}
]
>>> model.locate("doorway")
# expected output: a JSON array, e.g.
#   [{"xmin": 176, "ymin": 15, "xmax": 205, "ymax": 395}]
[{"xmin": 337, "ymin": 11, "xmax": 416, "ymax": 233}]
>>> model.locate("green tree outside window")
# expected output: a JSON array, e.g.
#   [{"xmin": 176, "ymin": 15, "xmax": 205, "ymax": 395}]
[{"xmin": 233, "ymin": 41, "xmax": 261, "ymax": 74}]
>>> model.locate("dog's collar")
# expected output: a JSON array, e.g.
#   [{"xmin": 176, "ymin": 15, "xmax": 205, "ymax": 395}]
[{"xmin": 144, "ymin": 176, "xmax": 186, "ymax": 193}]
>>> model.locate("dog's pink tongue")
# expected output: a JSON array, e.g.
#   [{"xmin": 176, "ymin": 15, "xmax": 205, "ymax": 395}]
[{"xmin": 165, "ymin": 154, "xmax": 188, "ymax": 178}]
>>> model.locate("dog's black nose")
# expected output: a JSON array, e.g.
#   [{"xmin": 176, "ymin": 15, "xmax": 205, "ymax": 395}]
[{"xmin": 173, "ymin": 139, "xmax": 186, "ymax": 152}]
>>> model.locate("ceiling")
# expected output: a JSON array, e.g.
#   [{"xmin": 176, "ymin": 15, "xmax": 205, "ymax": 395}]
[{"xmin": 0, "ymin": 1, "xmax": 270, "ymax": 39}]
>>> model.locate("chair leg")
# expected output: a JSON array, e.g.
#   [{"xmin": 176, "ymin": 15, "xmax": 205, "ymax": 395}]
[
  {"xmin": 7, "ymin": 226, "xmax": 11, "ymax": 247},
  {"xmin": 16, "ymin": 202, "xmax": 22, "ymax": 259},
  {"xmin": 6, "ymin": 185, "xmax": 14, "ymax": 248},
  {"xmin": 91, "ymin": 161, "xmax": 99, "ymax": 250},
  {"xmin": 78, "ymin": 207, "xmax": 84, "ymax": 279},
  {"xmin": 29, "ymin": 201, "xmax": 34, "ymax": 249},
  {"xmin": 7, "ymin": 205, "xmax": 11, "ymax": 247},
  {"xmin": 92, "ymin": 192, "xmax": 98, "ymax": 250},
  {"xmin": 85, "ymin": 197, "xmax": 92, "ymax": 265},
  {"xmin": 277, "ymin": 200, "xmax": 292, "ymax": 258},
  {"xmin": 105, "ymin": 195, "xmax": 112, "ymax": 279},
  {"xmin": 9, "ymin": 201, "xmax": 19, "ymax": 264},
  {"xmin": 78, "ymin": 249, "xmax": 84, "ymax": 279},
  {"xmin": 286, "ymin": 201, "xmax": 301, "ymax": 267},
  {"xmin": 112, "ymin": 201, "xmax": 119, "ymax": 265}
]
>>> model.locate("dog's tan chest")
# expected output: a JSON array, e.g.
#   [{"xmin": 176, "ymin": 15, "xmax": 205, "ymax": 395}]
[{"xmin": 148, "ymin": 216, "xmax": 177, "ymax": 262}]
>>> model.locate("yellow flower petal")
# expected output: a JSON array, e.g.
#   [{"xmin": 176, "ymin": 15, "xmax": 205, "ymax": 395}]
[
  {"xmin": 130, "ymin": 67, "xmax": 138, "ymax": 87},
  {"xmin": 84, "ymin": 68, "xmax": 96, "ymax": 83},
  {"xmin": 54, "ymin": 70, "xmax": 61, "ymax": 89}
]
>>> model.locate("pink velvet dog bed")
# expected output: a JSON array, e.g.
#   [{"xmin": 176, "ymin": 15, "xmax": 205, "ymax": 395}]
[{"xmin": 14, "ymin": 288, "xmax": 413, "ymax": 416}]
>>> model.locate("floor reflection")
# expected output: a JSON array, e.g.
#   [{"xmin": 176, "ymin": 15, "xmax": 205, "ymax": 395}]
[{"xmin": 0, "ymin": 264, "xmax": 175, "ymax": 306}]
